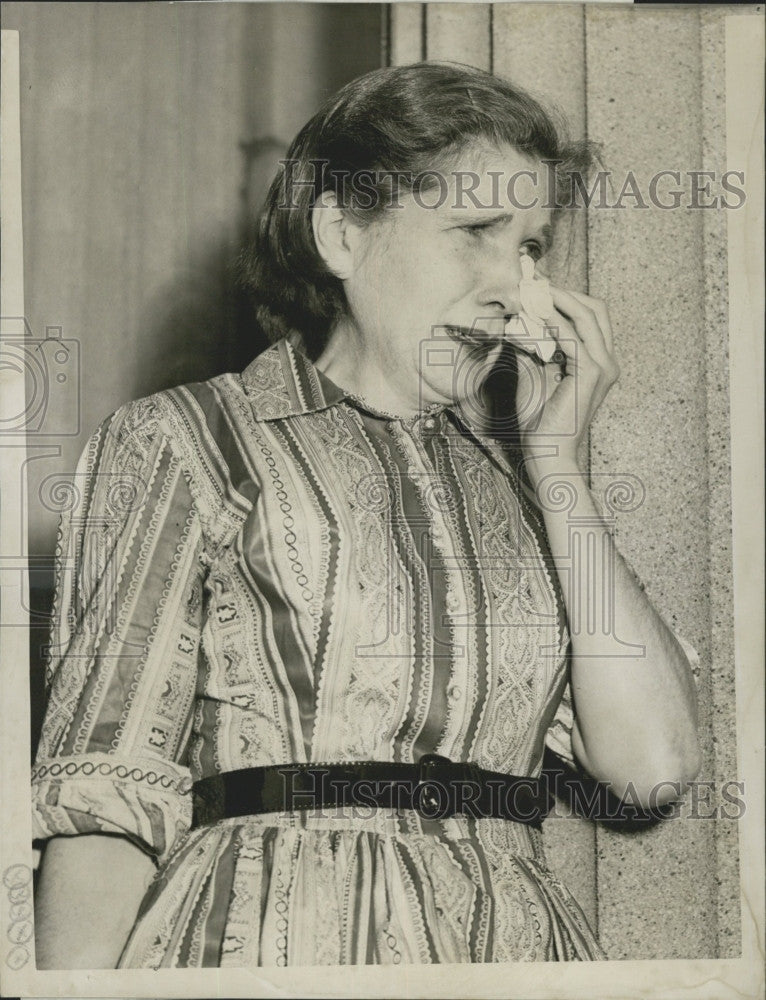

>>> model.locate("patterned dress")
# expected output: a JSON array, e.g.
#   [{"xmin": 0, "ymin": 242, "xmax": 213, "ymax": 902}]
[{"xmin": 32, "ymin": 339, "xmax": 604, "ymax": 966}]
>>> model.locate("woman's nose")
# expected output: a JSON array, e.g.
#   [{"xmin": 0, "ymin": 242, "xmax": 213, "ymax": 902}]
[{"xmin": 476, "ymin": 258, "xmax": 524, "ymax": 317}]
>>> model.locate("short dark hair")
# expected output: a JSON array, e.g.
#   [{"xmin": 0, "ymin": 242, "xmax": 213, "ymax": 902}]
[{"xmin": 240, "ymin": 61, "xmax": 598, "ymax": 359}]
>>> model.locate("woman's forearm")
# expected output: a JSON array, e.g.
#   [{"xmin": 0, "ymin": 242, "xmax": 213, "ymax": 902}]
[
  {"xmin": 35, "ymin": 834, "xmax": 156, "ymax": 969},
  {"xmin": 534, "ymin": 462, "xmax": 701, "ymax": 805}
]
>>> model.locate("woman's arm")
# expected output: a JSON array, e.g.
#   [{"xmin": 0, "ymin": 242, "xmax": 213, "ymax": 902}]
[
  {"xmin": 510, "ymin": 286, "xmax": 701, "ymax": 806},
  {"xmin": 32, "ymin": 398, "xmax": 209, "ymax": 967},
  {"xmin": 533, "ymin": 458, "xmax": 701, "ymax": 806},
  {"xmin": 35, "ymin": 835, "xmax": 156, "ymax": 969}
]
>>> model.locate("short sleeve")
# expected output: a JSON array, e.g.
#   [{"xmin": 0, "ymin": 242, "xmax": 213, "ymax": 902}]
[{"xmin": 32, "ymin": 397, "xmax": 206, "ymax": 865}]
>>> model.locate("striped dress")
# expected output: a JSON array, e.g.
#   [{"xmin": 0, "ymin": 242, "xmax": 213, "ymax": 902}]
[{"xmin": 32, "ymin": 338, "xmax": 604, "ymax": 966}]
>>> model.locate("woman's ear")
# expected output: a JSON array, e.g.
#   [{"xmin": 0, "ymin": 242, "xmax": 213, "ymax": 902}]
[{"xmin": 311, "ymin": 190, "xmax": 361, "ymax": 280}]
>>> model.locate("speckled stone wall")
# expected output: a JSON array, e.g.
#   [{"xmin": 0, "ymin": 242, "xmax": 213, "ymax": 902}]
[
  {"xmin": 584, "ymin": 5, "xmax": 719, "ymax": 959},
  {"xmin": 389, "ymin": 2, "xmax": 738, "ymax": 960}
]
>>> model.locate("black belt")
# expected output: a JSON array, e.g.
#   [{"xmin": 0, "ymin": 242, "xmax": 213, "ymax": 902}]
[{"xmin": 191, "ymin": 755, "xmax": 553, "ymax": 829}]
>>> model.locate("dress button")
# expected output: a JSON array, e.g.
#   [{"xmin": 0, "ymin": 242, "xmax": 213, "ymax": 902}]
[
  {"xmin": 422, "ymin": 417, "xmax": 437, "ymax": 431},
  {"xmin": 447, "ymin": 683, "xmax": 462, "ymax": 701}
]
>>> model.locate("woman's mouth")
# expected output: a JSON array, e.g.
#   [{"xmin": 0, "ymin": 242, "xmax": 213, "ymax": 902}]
[{"xmin": 442, "ymin": 323, "xmax": 506, "ymax": 347}]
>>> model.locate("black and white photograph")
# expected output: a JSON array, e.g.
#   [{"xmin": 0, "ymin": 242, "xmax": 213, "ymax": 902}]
[{"xmin": 0, "ymin": 2, "xmax": 763, "ymax": 997}]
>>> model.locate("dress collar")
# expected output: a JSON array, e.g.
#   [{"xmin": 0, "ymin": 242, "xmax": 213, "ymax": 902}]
[
  {"xmin": 240, "ymin": 339, "xmax": 347, "ymax": 421},
  {"xmin": 240, "ymin": 337, "xmax": 493, "ymax": 434}
]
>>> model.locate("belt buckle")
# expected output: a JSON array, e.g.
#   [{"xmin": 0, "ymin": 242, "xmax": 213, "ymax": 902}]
[{"xmin": 415, "ymin": 753, "xmax": 455, "ymax": 819}]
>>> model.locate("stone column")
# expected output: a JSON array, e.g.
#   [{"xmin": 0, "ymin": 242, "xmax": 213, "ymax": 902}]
[{"xmin": 584, "ymin": 5, "xmax": 729, "ymax": 959}]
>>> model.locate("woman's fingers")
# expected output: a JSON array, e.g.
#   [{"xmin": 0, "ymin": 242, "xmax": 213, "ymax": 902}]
[
  {"xmin": 504, "ymin": 305, "xmax": 595, "ymax": 384},
  {"xmin": 547, "ymin": 286, "xmax": 619, "ymax": 385},
  {"xmin": 547, "ymin": 286, "xmax": 607, "ymax": 361},
  {"xmin": 542, "ymin": 307, "xmax": 593, "ymax": 377},
  {"xmin": 566, "ymin": 289, "xmax": 616, "ymax": 354},
  {"xmin": 509, "ymin": 284, "xmax": 620, "ymax": 443}
]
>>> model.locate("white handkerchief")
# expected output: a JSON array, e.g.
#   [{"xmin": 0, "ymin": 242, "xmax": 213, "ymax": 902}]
[
  {"xmin": 519, "ymin": 253, "xmax": 556, "ymax": 323},
  {"xmin": 504, "ymin": 253, "xmax": 558, "ymax": 362},
  {"xmin": 505, "ymin": 315, "xmax": 558, "ymax": 362}
]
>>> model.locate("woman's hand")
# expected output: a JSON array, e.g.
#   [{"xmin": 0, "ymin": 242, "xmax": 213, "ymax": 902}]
[{"xmin": 509, "ymin": 287, "xmax": 620, "ymax": 483}]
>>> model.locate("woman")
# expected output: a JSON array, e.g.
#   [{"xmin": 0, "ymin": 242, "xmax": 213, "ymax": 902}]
[{"xmin": 32, "ymin": 62, "xmax": 700, "ymax": 968}]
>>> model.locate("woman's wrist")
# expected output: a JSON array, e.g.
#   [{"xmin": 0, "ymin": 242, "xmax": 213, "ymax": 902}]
[
  {"xmin": 523, "ymin": 449, "xmax": 585, "ymax": 491},
  {"xmin": 521, "ymin": 454, "xmax": 608, "ymax": 527}
]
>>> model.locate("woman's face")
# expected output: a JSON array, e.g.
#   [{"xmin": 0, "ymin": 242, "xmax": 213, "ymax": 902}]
[{"xmin": 340, "ymin": 142, "xmax": 554, "ymax": 411}]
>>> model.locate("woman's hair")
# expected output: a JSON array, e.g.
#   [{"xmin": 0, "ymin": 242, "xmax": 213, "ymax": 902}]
[{"xmin": 240, "ymin": 61, "xmax": 599, "ymax": 359}]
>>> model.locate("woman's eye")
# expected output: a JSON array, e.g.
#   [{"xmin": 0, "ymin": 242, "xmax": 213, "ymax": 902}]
[
  {"xmin": 521, "ymin": 243, "xmax": 543, "ymax": 261},
  {"xmin": 459, "ymin": 226, "xmax": 546, "ymax": 262},
  {"xmin": 462, "ymin": 223, "xmax": 490, "ymax": 236}
]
